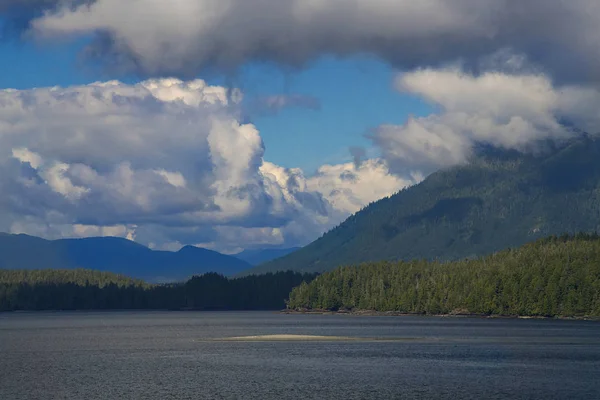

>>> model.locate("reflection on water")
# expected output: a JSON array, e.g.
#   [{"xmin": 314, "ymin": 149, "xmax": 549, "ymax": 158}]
[{"xmin": 1, "ymin": 311, "xmax": 599, "ymax": 399}]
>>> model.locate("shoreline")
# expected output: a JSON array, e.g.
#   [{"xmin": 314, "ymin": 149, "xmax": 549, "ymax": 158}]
[
  {"xmin": 281, "ymin": 309, "xmax": 600, "ymax": 321},
  {"xmin": 1, "ymin": 309, "xmax": 597, "ymax": 321}
]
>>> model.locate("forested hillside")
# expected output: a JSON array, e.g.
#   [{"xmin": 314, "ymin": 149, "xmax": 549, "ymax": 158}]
[
  {"xmin": 0, "ymin": 269, "xmax": 316, "ymax": 311},
  {"xmin": 287, "ymin": 234, "xmax": 600, "ymax": 318},
  {"xmin": 254, "ymin": 136, "xmax": 600, "ymax": 274}
]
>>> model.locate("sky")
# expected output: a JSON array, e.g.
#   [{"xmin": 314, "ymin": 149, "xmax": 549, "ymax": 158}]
[{"xmin": 0, "ymin": 1, "xmax": 599, "ymax": 253}]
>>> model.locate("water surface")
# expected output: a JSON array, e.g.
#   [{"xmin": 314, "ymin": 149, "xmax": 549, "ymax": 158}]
[{"xmin": 1, "ymin": 311, "xmax": 599, "ymax": 399}]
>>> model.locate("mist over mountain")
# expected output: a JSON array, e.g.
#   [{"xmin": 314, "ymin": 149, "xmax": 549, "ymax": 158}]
[
  {"xmin": 250, "ymin": 136, "xmax": 600, "ymax": 274},
  {"xmin": 0, "ymin": 234, "xmax": 252, "ymax": 282}
]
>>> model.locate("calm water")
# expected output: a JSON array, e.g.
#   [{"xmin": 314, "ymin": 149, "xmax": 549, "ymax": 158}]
[{"xmin": 1, "ymin": 312, "xmax": 599, "ymax": 399}]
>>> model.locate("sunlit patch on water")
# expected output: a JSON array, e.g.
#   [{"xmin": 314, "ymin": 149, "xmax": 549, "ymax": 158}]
[{"xmin": 216, "ymin": 334, "xmax": 356, "ymax": 341}]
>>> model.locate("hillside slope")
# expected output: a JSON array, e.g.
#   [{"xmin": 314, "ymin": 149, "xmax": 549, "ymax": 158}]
[
  {"xmin": 234, "ymin": 247, "xmax": 301, "ymax": 265},
  {"xmin": 251, "ymin": 136, "xmax": 600, "ymax": 274},
  {"xmin": 0, "ymin": 234, "xmax": 252, "ymax": 282}
]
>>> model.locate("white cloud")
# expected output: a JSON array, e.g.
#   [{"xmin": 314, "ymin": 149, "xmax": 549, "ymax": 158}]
[
  {"xmin": 42, "ymin": 162, "xmax": 90, "ymax": 201},
  {"xmin": 371, "ymin": 68, "xmax": 600, "ymax": 174},
  {"xmin": 0, "ymin": 78, "xmax": 413, "ymax": 251},
  {"xmin": 154, "ymin": 169, "xmax": 186, "ymax": 188},
  {"xmin": 72, "ymin": 223, "xmax": 136, "ymax": 240},
  {"xmin": 307, "ymin": 159, "xmax": 420, "ymax": 215},
  {"xmin": 12, "ymin": 148, "xmax": 43, "ymax": 169}
]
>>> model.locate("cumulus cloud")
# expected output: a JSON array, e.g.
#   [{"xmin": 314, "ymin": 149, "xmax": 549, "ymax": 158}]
[
  {"xmin": 370, "ymin": 68, "xmax": 600, "ymax": 174},
  {"xmin": 306, "ymin": 160, "xmax": 419, "ymax": 216},
  {"xmin": 0, "ymin": 78, "xmax": 413, "ymax": 251},
  {"xmin": 12, "ymin": 0, "xmax": 598, "ymax": 83}
]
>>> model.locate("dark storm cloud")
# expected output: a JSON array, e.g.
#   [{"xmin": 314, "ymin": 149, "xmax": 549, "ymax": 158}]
[{"xmin": 15, "ymin": 0, "xmax": 598, "ymax": 84}]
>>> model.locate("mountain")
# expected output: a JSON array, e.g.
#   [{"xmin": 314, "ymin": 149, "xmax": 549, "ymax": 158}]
[
  {"xmin": 0, "ymin": 234, "xmax": 252, "ymax": 282},
  {"xmin": 234, "ymin": 247, "xmax": 301, "ymax": 265},
  {"xmin": 250, "ymin": 136, "xmax": 600, "ymax": 274}
]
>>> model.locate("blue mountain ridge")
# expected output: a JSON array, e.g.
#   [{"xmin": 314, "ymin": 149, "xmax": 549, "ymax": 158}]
[{"xmin": 0, "ymin": 233, "xmax": 252, "ymax": 282}]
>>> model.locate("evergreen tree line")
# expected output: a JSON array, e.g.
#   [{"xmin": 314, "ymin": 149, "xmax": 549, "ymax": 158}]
[
  {"xmin": 287, "ymin": 234, "xmax": 600, "ymax": 318},
  {"xmin": 0, "ymin": 269, "xmax": 317, "ymax": 312}
]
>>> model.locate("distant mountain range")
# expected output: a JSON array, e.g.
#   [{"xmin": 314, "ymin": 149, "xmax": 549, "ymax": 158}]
[
  {"xmin": 0, "ymin": 234, "xmax": 252, "ymax": 282},
  {"xmin": 233, "ymin": 247, "xmax": 301, "ymax": 266},
  {"xmin": 249, "ymin": 136, "xmax": 600, "ymax": 274}
]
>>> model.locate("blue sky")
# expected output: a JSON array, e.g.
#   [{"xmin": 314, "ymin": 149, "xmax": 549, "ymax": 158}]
[
  {"xmin": 240, "ymin": 56, "xmax": 433, "ymax": 173},
  {"xmin": 0, "ymin": 39, "xmax": 432, "ymax": 173}
]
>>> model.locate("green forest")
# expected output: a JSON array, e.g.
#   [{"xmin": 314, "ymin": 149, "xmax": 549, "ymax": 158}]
[
  {"xmin": 287, "ymin": 234, "xmax": 600, "ymax": 318},
  {"xmin": 0, "ymin": 269, "xmax": 317, "ymax": 312}
]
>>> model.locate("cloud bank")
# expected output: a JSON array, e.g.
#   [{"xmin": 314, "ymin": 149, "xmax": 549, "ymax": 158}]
[
  {"xmin": 369, "ymin": 68, "xmax": 600, "ymax": 175},
  {"xmin": 11, "ymin": 0, "xmax": 597, "ymax": 83},
  {"xmin": 10, "ymin": 69, "xmax": 592, "ymax": 251},
  {"xmin": 0, "ymin": 79, "xmax": 412, "ymax": 251}
]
